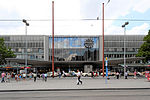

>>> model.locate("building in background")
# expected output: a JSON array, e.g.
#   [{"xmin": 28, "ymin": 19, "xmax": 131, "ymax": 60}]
[{"xmin": 0, "ymin": 35, "xmax": 146, "ymax": 73}]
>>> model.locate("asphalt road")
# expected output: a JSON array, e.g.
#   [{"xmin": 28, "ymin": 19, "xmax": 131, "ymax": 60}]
[{"xmin": 0, "ymin": 89, "xmax": 150, "ymax": 100}]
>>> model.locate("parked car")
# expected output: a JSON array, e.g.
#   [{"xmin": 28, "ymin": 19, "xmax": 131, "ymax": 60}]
[
  {"xmin": 82, "ymin": 72, "xmax": 92, "ymax": 77},
  {"xmin": 82, "ymin": 72, "xmax": 99, "ymax": 77},
  {"xmin": 69, "ymin": 71, "xmax": 77, "ymax": 77},
  {"xmin": 62, "ymin": 72, "xmax": 71, "ymax": 77},
  {"xmin": 100, "ymin": 72, "xmax": 115, "ymax": 76},
  {"xmin": 47, "ymin": 72, "xmax": 58, "ymax": 77}
]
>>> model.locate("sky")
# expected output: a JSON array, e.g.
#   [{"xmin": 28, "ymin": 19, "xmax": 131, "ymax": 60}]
[{"xmin": 0, "ymin": 0, "xmax": 150, "ymax": 36}]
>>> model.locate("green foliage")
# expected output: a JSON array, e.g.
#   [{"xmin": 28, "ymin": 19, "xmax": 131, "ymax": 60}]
[
  {"xmin": 136, "ymin": 30, "xmax": 150, "ymax": 62},
  {"xmin": 0, "ymin": 38, "xmax": 16, "ymax": 65}
]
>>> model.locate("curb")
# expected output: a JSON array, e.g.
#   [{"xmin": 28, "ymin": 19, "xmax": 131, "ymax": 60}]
[{"xmin": 0, "ymin": 88, "xmax": 150, "ymax": 92}]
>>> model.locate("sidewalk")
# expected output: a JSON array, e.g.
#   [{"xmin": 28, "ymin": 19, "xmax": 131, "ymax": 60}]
[{"xmin": 0, "ymin": 77, "xmax": 150, "ymax": 92}]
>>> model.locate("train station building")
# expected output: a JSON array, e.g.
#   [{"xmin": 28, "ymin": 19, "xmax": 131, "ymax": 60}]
[{"xmin": 0, "ymin": 35, "xmax": 147, "ymax": 73}]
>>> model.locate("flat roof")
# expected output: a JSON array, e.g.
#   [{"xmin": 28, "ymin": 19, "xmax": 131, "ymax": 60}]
[{"xmin": 6, "ymin": 57, "xmax": 144, "ymax": 67}]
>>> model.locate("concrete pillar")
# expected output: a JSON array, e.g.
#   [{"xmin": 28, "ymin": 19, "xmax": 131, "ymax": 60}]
[
  {"xmin": 84, "ymin": 65, "xmax": 93, "ymax": 73},
  {"xmin": 99, "ymin": 36, "xmax": 103, "ymax": 61},
  {"xmin": 44, "ymin": 36, "xmax": 49, "ymax": 61}
]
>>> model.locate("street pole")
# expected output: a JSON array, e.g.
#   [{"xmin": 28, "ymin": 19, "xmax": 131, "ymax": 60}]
[
  {"xmin": 102, "ymin": 3, "xmax": 105, "ymax": 77},
  {"xmin": 22, "ymin": 19, "xmax": 29, "ymax": 74},
  {"xmin": 52, "ymin": 1, "xmax": 54, "ymax": 78},
  {"xmin": 122, "ymin": 22, "xmax": 129, "ymax": 79},
  {"xmin": 25, "ymin": 25, "xmax": 27, "ymax": 68},
  {"xmin": 124, "ymin": 27, "xmax": 126, "ymax": 79}
]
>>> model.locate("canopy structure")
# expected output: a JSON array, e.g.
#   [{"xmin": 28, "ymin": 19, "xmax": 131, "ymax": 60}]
[{"xmin": 6, "ymin": 57, "xmax": 144, "ymax": 67}]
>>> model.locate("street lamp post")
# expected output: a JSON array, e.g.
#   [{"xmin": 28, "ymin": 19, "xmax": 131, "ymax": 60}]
[
  {"xmin": 22, "ymin": 19, "xmax": 29, "ymax": 68},
  {"xmin": 122, "ymin": 22, "xmax": 129, "ymax": 79},
  {"xmin": 102, "ymin": 3, "xmax": 105, "ymax": 77},
  {"xmin": 52, "ymin": 1, "xmax": 54, "ymax": 78}
]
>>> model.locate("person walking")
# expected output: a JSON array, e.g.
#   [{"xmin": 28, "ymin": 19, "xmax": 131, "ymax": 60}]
[
  {"xmin": 33, "ymin": 73, "xmax": 37, "ymax": 82},
  {"xmin": 22, "ymin": 72, "xmax": 26, "ymax": 81},
  {"xmin": 29, "ymin": 72, "xmax": 32, "ymax": 80},
  {"xmin": 15, "ymin": 74, "xmax": 18, "ymax": 82},
  {"xmin": 6, "ymin": 73, "xmax": 11, "ymax": 82},
  {"xmin": 1, "ymin": 72, "xmax": 6, "ymax": 83},
  {"xmin": 62, "ymin": 71, "xmax": 66, "ymax": 77},
  {"xmin": 58, "ymin": 71, "xmax": 61, "ymax": 78},
  {"xmin": 76, "ymin": 69, "xmax": 82, "ymax": 85},
  {"xmin": 134, "ymin": 70, "xmax": 137, "ymax": 79},
  {"xmin": 18, "ymin": 74, "xmax": 22, "ymax": 81},
  {"xmin": 42, "ymin": 73, "xmax": 45, "ymax": 81},
  {"xmin": 11, "ymin": 72, "xmax": 14, "ymax": 79},
  {"xmin": 125, "ymin": 71, "xmax": 128, "ymax": 79},
  {"xmin": 44, "ymin": 73, "xmax": 47, "ymax": 82},
  {"xmin": 116, "ymin": 72, "xmax": 119, "ymax": 79}
]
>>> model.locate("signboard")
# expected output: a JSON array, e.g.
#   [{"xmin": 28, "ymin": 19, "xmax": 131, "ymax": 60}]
[
  {"xmin": 105, "ymin": 61, "xmax": 108, "ymax": 66},
  {"xmin": 105, "ymin": 57, "xmax": 108, "ymax": 77}
]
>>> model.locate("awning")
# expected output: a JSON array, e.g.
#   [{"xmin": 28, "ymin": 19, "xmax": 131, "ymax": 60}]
[{"xmin": 6, "ymin": 57, "xmax": 145, "ymax": 67}]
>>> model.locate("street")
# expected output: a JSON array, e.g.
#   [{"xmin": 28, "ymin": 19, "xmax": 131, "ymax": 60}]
[
  {"xmin": 0, "ymin": 77, "xmax": 149, "ymax": 91},
  {"xmin": 0, "ymin": 89, "xmax": 150, "ymax": 100}
]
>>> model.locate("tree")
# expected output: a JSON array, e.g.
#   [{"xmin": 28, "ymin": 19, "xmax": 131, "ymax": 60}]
[
  {"xmin": 136, "ymin": 30, "xmax": 150, "ymax": 62},
  {"xmin": 0, "ymin": 38, "xmax": 16, "ymax": 65}
]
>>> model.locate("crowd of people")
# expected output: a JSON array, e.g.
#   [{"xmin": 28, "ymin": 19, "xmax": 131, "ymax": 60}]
[
  {"xmin": 0, "ymin": 70, "xmax": 84, "ymax": 85},
  {"xmin": 1, "ymin": 69, "xmax": 139, "ymax": 85},
  {"xmin": 0, "ymin": 72, "xmax": 48, "ymax": 83},
  {"xmin": 113, "ymin": 70, "xmax": 138, "ymax": 79}
]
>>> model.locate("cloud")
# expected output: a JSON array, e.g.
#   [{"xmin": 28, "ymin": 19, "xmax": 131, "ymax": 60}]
[
  {"xmin": 0, "ymin": 0, "xmax": 51, "ymax": 19},
  {"xmin": 133, "ymin": 0, "xmax": 150, "ymax": 13},
  {"xmin": 105, "ymin": 23, "xmax": 150, "ymax": 35},
  {"xmin": 0, "ymin": 0, "xmax": 150, "ymax": 36},
  {"xmin": 55, "ymin": 0, "xmax": 80, "ymax": 19},
  {"xmin": 127, "ymin": 23, "xmax": 149, "ymax": 35}
]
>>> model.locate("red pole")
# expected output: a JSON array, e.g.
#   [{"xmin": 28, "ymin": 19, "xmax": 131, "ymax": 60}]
[
  {"xmin": 102, "ymin": 3, "xmax": 105, "ymax": 77},
  {"xmin": 52, "ymin": 1, "xmax": 54, "ymax": 78}
]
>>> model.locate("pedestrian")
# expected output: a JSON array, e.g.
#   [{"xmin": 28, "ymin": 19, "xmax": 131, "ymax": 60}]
[
  {"xmin": 114, "ymin": 72, "xmax": 116, "ymax": 79},
  {"xmin": 1, "ymin": 72, "xmax": 6, "ymax": 83},
  {"xmin": 33, "ymin": 73, "xmax": 37, "ymax": 82},
  {"xmin": 6, "ymin": 73, "xmax": 11, "ymax": 83},
  {"xmin": 11, "ymin": 72, "xmax": 14, "ymax": 79},
  {"xmin": 116, "ymin": 72, "xmax": 119, "ymax": 79},
  {"xmin": 22, "ymin": 72, "xmax": 26, "ymax": 81},
  {"xmin": 91, "ymin": 71, "xmax": 93, "ymax": 77},
  {"xmin": 62, "ymin": 71, "xmax": 66, "ymax": 77},
  {"xmin": 95, "ymin": 70, "xmax": 98, "ymax": 77},
  {"xmin": 134, "ymin": 70, "xmax": 137, "ymax": 79},
  {"xmin": 44, "ymin": 73, "xmax": 47, "ymax": 82},
  {"xmin": 93, "ymin": 71, "xmax": 95, "ymax": 77},
  {"xmin": 58, "ymin": 71, "xmax": 61, "ymax": 78},
  {"xmin": 76, "ymin": 69, "xmax": 82, "ymax": 85},
  {"xmin": 37, "ymin": 73, "xmax": 41, "ymax": 78},
  {"xmin": 125, "ymin": 71, "xmax": 128, "ymax": 79},
  {"xmin": 29, "ymin": 72, "xmax": 32, "ymax": 80},
  {"xmin": 42, "ymin": 73, "xmax": 45, "ymax": 81},
  {"xmin": 120, "ymin": 72, "xmax": 122, "ymax": 78},
  {"xmin": 99, "ymin": 69, "xmax": 102, "ymax": 76},
  {"xmin": 15, "ymin": 74, "xmax": 18, "ymax": 82},
  {"xmin": 18, "ymin": 74, "xmax": 22, "ymax": 81}
]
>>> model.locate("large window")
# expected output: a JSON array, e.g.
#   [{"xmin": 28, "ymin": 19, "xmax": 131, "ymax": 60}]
[{"xmin": 49, "ymin": 37, "xmax": 99, "ymax": 61}]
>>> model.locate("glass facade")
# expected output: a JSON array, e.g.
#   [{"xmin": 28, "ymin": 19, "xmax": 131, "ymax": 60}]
[
  {"xmin": 0, "ymin": 35, "xmax": 145, "ymax": 64},
  {"xmin": 0, "ymin": 35, "xmax": 147, "ymax": 73},
  {"xmin": 49, "ymin": 36, "xmax": 99, "ymax": 61}
]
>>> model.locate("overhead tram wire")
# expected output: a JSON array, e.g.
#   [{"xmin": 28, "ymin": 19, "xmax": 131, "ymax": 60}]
[
  {"xmin": 0, "ymin": 19, "xmax": 22, "ymax": 21},
  {"xmin": 0, "ymin": 19, "xmax": 150, "ymax": 22}
]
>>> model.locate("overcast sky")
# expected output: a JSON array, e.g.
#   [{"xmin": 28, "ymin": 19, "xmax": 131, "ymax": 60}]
[{"xmin": 0, "ymin": 0, "xmax": 150, "ymax": 35}]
